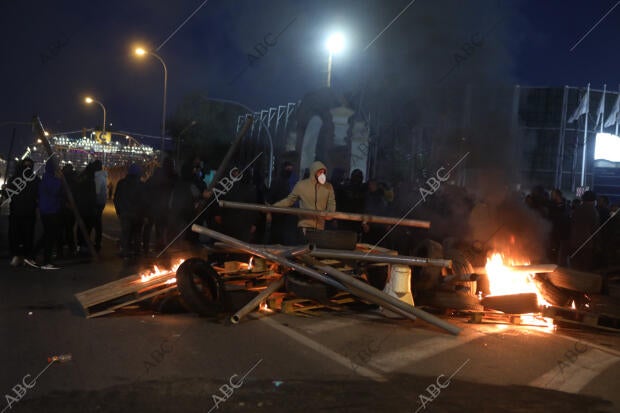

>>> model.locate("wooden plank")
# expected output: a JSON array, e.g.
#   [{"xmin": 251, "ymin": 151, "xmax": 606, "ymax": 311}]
[{"xmin": 85, "ymin": 285, "xmax": 177, "ymax": 318}]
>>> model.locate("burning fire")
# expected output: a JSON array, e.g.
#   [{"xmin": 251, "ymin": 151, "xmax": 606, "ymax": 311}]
[
  {"xmin": 138, "ymin": 258, "xmax": 185, "ymax": 284},
  {"xmin": 484, "ymin": 252, "xmax": 554, "ymax": 329}
]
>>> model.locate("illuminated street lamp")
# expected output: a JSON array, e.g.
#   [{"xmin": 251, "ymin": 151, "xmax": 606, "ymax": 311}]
[
  {"xmin": 325, "ymin": 33, "xmax": 344, "ymax": 88},
  {"xmin": 84, "ymin": 96, "xmax": 107, "ymax": 135},
  {"xmin": 134, "ymin": 47, "xmax": 168, "ymax": 156}
]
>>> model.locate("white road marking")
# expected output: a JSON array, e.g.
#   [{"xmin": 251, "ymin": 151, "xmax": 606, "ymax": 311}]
[
  {"xmin": 259, "ymin": 316, "xmax": 388, "ymax": 382},
  {"xmin": 297, "ymin": 317, "xmax": 368, "ymax": 335},
  {"xmin": 529, "ymin": 348, "xmax": 620, "ymax": 393},
  {"xmin": 369, "ymin": 328, "xmax": 486, "ymax": 373}
]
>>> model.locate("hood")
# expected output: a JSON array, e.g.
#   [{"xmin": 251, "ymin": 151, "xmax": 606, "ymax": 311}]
[{"xmin": 309, "ymin": 161, "xmax": 327, "ymax": 183}]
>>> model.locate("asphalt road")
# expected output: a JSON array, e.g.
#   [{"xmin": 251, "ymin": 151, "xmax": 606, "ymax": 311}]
[{"xmin": 0, "ymin": 205, "xmax": 619, "ymax": 413}]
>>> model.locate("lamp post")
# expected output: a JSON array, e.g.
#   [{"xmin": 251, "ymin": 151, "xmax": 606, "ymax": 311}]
[
  {"xmin": 135, "ymin": 47, "xmax": 168, "ymax": 158},
  {"xmin": 84, "ymin": 96, "xmax": 107, "ymax": 165},
  {"xmin": 84, "ymin": 97, "xmax": 107, "ymax": 134},
  {"xmin": 326, "ymin": 33, "xmax": 344, "ymax": 88}
]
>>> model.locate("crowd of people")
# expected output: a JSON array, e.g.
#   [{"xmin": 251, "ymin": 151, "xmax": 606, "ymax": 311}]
[{"xmin": 2, "ymin": 155, "xmax": 618, "ymax": 272}]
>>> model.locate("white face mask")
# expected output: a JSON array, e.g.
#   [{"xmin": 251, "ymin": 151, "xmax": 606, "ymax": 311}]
[{"xmin": 317, "ymin": 173, "xmax": 326, "ymax": 184}]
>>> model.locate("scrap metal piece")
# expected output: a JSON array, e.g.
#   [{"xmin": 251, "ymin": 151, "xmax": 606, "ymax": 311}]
[
  {"xmin": 218, "ymin": 201, "xmax": 431, "ymax": 229},
  {"xmin": 192, "ymin": 224, "xmax": 462, "ymax": 335}
]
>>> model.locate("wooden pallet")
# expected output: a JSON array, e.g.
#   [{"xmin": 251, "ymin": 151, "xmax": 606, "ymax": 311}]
[
  {"xmin": 267, "ymin": 292, "xmax": 356, "ymax": 316},
  {"xmin": 75, "ymin": 270, "xmax": 177, "ymax": 318},
  {"xmin": 542, "ymin": 306, "xmax": 620, "ymax": 332}
]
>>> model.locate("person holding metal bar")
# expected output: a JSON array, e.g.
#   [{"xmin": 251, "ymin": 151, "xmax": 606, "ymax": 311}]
[{"xmin": 272, "ymin": 161, "xmax": 336, "ymax": 243}]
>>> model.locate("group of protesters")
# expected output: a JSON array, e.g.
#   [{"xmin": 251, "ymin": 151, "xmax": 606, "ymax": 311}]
[
  {"xmin": 2, "ymin": 157, "xmax": 107, "ymax": 269},
  {"xmin": 3, "ymin": 154, "xmax": 618, "ymax": 273}
]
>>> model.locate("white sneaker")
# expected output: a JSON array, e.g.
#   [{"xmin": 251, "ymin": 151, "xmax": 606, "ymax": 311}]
[
  {"xmin": 23, "ymin": 258, "xmax": 39, "ymax": 268},
  {"xmin": 10, "ymin": 256, "xmax": 22, "ymax": 266},
  {"xmin": 41, "ymin": 264, "xmax": 60, "ymax": 270}
]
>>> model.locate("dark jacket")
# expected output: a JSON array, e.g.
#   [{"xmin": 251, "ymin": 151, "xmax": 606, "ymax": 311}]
[
  {"xmin": 114, "ymin": 174, "xmax": 144, "ymax": 218},
  {"xmin": 38, "ymin": 160, "xmax": 63, "ymax": 215},
  {"xmin": 6, "ymin": 162, "xmax": 40, "ymax": 217},
  {"xmin": 75, "ymin": 166, "xmax": 97, "ymax": 217}
]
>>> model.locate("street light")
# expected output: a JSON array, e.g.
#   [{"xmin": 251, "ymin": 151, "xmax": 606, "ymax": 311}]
[
  {"xmin": 325, "ymin": 33, "xmax": 344, "ymax": 88},
  {"xmin": 134, "ymin": 47, "xmax": 168, "ymax": 157},
  {"xmin": 84, "ymin": 96, "xmax": 107, "ymax": 134},
  {"xmin": 85, "ymin": 96, "xmax": 108, "ymax": 166}
]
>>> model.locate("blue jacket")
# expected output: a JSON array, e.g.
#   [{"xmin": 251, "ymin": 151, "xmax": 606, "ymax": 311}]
[{"xmin": 39, "ymin": 160, "xmax": 63, "ymax": 215}]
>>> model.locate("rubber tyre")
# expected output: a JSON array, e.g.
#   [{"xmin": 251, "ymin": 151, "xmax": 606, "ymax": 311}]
[
  {"xmin": 305, "ymin": 230, "xmax": 357, "ymax": 250},
  {"xmin": 176, "ymin": 258, "xmax": 222, "ymax": 317},
  {"xmin": 533, "ymin": 274, "xmax": 573, "ymax": 307},
  {"xmin": 411, "ymin": 239, "xmax": 444, "ymax": 292},
  {"xmin": 546, "ymin": 267, "xmax": 603, "ymax": 294},
  {"xmin": 284, "ymin": 271, "xmax": 339, "ymax": 302}
]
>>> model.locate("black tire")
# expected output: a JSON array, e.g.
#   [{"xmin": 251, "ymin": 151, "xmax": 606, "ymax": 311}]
[
  {"xmin": 176, "ymin": 258, "xmax": 222, "ymax": 317},
  {"xmin": 411, "ymin": 239, "xmax": 444, "ymax": 292},
  {"xmin": 305, "ymin": 229, "xmax": 357, "ymax": 250},
  {"xmin": 285, "ymin": 271, "xmax": 339, "ymax": 302},
  {"xmin": 533, "ymin": 274, "xmax": 573, "ymax": 307},
  {"xmin": 546, "ymin": 267, "xmax": 603, "ymax": 294}
]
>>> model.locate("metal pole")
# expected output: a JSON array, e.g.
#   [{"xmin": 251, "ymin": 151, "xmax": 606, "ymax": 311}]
[
  {"xmin": 150, "ymin": 51, "xmax": 168, "ymax": 157},
  {"xmin": 309, "ymin": 248, "xmax": 452, "ymax": 267},
  {"xmin": 580, "ymin": 83, "xmax": 590, "ymax": 187},
  {"xmin": 327, "ymin": 52, "xmax": 333, "ymax": 87},
  {"xmin": 555, "ymin": 86, "xmax": 569, "ymax": 189},
  {"xmin": 219, "ymin": 200, "xmax": 431, "ymax": 229},
  {"xmin": 192, "ymin": 224, "xmax": 462, "ymax": 335}
]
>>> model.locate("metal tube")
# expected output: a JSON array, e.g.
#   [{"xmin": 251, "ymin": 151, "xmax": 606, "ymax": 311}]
[
  {"xmin": 231, "ymin": 277, "xmax": 284, "ymax": 324},
  {"xmin": 192, "ymin": 225, "xmax": 461, "ymax": 335},
  {"xmin": 472, "ymin": 264, "xmax": 557, "ymax": 274},
  {"xmin": 219, "ymin": 201, "xmax": 431, "ymax": 229},
  {"xmin": 309, "ymin": 248, "xmax": 451, "ymax": 268}
]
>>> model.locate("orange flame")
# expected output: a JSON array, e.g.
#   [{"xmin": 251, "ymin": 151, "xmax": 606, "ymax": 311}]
[
  {"xmin": 138, "ymin": 258, "xmax": 185, "ymax": 284},
  {"xmin": 484, "ymin": 252, "xmax": 551, "ymax": 308}
]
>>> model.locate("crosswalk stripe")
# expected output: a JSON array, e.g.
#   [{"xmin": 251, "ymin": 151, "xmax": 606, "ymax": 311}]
[
  {"xmin": 369, "ymin": 329, "xmax": 486, "ymax": 373},
  {"xmin": 258, "ymin": 316, "xmax": 388, "ymax": 382},
  {"xmin": 529, "ymin": 348, "xmax": 620, "ymax": 393}
]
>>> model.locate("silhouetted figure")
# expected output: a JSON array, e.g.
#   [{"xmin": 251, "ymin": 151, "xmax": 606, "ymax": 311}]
[
  {"xmin": 60, "ymin": 163, "xmax": 77, "ymax": 257},
  {"xmin": 6, "ymin": 158, "xmax": 40, "ymax": 267},
  {"xmin": 93, "ymin": 160, "xmax": 108, "ymax": 252},
  {"xmin": 548, "ymin": 189, "xmax": 570, "ymax": 265},
  {"xmin": 114, "ymin": 164, "xmax": 145, "ymax": 257},
  {"xmin": 214, "ymin": 167, "xmax": 259, "ymax": 243},
  {"xmin": 32, "ymin": 158, "xmax": 63, "ymax": 269},
  {"xmin": 569, "ymin": 191, "xmax": 599, "ymax": 270},
  {"xmin": 75, "ymin": 163, "xmax": 97, "ymax": 255},
  {"xmin": 266, "ymin": 161, "xmax": 298, "ymax": 245},
  {"xmin": 142, "ymin": 157, "xmax": 177, "ymax": 254}
]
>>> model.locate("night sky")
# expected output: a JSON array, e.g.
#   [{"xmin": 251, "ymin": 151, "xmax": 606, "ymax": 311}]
[{"xmin": 1, "ymin": 0, "xmax": 618, "ymax": 155}]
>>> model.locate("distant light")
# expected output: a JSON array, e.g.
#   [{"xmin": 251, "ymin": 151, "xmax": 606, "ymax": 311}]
[
  {"xmin": 135, "ymin": 47, "xmax": 147, "ymax": 56},
  {"xmin": 326, "ymin": 33, "xmax": 345, "ymax": 54},
  {"xmin": 595, "ymin": 133, "xmax": 620, "ymax": 162},
  {"xmin": 85, "ymin": 97, "xmax": 93, "ymax": 104},
  {"xmin": 43, "ymin": 131, "xmax": 49, "ymax": 137},
  {"xmin": 36, "ymin": 139, "xmax": 42, "ymax": 143}
]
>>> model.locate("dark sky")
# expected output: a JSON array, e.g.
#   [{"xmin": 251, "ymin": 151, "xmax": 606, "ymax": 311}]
[{"xmin": 1, "ymin": 0, "xmax": 618, "ymax": 154}]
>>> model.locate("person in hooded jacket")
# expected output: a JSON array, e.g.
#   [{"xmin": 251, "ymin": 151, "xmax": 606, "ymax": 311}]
[
  {"xmin": 114, "ymin": 164, "xmax": 145, "ymax": 257},
  {"xmin": 5, "ymin": 158, "xmax": 40, "ymax": 266},
  {"xmin": 30, "ymin": 158, "xmax": 63, "ymax": 269},
  {"xmin": 273, "ymin": 160, "xmax": 336, "ymax": 243}
]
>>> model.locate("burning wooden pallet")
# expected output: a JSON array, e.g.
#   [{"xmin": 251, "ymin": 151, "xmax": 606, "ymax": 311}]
[
  {"xmin": 543, "ymin": 306, "xmax": 620, "ymax": 332},
  {"xmin": 75, "ymin": 263, "xmax": 181, "ymax": 318},
  {"xmin": 267, "ymin": 292, "xmax": 356, "ymax": 316}
]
